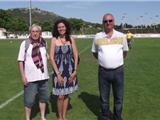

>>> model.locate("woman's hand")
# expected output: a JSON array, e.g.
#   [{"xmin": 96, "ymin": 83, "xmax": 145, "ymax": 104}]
[
  {"xmin": 68, "ymin": 71, "xmax": 76, "ymax": 84},
  {"xmin": 57, "ymin": 74, "xmax": 64, "ymax": 86}
]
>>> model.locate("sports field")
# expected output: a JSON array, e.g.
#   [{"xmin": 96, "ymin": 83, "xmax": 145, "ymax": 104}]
[{"xmin": 0, "ymin": 38, "xmax": 160, "ymax": 120}]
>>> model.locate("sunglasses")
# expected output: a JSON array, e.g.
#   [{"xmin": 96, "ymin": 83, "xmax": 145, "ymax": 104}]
[{"xmin": 103, "ymin": 20, "xmax": 113, "ymax": 23}]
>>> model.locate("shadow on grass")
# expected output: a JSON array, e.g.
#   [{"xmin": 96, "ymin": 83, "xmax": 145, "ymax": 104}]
[
  {"xmin": 78, "ymin": 92, "xmax": 100, "ymax": 118},
  {"xmin": 78, "ymin": 92, "xmax": 114, "ymax": 120},
  {"xmin": 49, "ymin": 94, "xmax": 57, "ymax": 113},
  {"xmin": 30, "ymin": 95, "xmax": 50, "ymax": 119}
]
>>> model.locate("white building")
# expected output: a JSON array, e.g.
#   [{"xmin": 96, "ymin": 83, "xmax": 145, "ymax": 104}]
[
  {"xmin": 0, "ymin": 28, "xmax": 7, "ymax": 39},
  {"xmin": 42, "ymin": 31, "xmax": 52, "ymax": 39}
]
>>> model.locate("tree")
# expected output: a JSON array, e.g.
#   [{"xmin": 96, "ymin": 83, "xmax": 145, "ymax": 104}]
[
  {"xmin": 41, "ymin": 20, "xmax": 52, "ymax": 31},
  {"xmin": 0, "ymin": 9, "xmax": 12, "ymax": 29},
  {"xmin": 68, "ymin": 18, "xmax": 84, "ymax": 34},
  {"xmin": 9, "ymin": 17, "xmax": 28, "ymax": 32}
]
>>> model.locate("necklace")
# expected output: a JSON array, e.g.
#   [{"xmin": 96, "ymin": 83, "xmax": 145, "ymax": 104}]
[{"xmin": 59, "ymin": 36, "xmax": 66, "ymax": 45}]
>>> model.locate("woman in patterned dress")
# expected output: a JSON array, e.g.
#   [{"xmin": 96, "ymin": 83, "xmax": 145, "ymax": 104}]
[{"xmin": 49, "ymin": 19, "xmax": 78, "ymax": 120}]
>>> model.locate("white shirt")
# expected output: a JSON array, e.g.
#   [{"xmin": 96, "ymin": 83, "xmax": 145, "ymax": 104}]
[
  {"xmin": 92, "ymin": 29, "xmax": 129, "ymax": 69},
  {"xmin": 17, "ymin": 41, "xmax": 49, "ymax": 82}
]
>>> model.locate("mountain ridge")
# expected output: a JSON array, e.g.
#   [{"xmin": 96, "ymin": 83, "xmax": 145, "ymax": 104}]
[
  {"xmin": 7, "ymin": 7, "xmax": 64, "ymax": 23},
  {"xmin": 1, "ymin": 7, "xmax": 102, "ymax": 34}
]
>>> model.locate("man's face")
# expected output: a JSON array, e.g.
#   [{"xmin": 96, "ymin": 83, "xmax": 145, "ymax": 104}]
[
  {"xmin": 31, "ymin": 27, "xmax": 41, "ymax": 40},
  {"xmin": 103, "ymin": 15, "xmax": 114, "ymax": 31}
]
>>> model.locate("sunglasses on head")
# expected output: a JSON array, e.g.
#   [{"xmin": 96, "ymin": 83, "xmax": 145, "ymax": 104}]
[{"xmin": 103, "ymin": 20, "xmax": 113, "ymax": 23}]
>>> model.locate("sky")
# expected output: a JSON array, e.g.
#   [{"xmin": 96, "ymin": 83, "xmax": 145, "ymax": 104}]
[{"xmin": 0, "ymin": 0, "xmax": 160, "ymax": 26}]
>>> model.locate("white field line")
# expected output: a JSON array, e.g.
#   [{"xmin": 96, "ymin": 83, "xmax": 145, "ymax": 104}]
[
  {"xmin": 79, "ymin": 45, "xmax": 91, "ymax": 55},
  {"xmin": 0, "ymin": 91, "xmax": 24, "ymax": 109},
  {"xmin": 0, "ymin": 44, "xmax": 91, "ymax": 109}
]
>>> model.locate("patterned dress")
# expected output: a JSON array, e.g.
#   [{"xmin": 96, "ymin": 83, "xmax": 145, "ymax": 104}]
[{"xmin": 52, "ymin": 45, "xmax": 78, "ymax": 96}]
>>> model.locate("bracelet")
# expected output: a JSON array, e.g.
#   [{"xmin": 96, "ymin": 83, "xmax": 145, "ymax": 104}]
[{"xmin": 57, "ymin": 72, "xmax": 61, "ymax": 76}]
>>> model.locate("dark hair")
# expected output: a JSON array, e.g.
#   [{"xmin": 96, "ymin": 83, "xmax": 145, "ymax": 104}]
[{"xmin": 52, "ymin": 19, "xmax": 71, "ymax": 43}]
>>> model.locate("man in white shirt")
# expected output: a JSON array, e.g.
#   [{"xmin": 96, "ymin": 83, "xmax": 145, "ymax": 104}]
[
  {"xmin": 92, "ymin": 13, "xmax": 129, "ymax": 120},
  {"xmin": 18, "ymin": 24, "xmax": 49, "ymax": 120}
]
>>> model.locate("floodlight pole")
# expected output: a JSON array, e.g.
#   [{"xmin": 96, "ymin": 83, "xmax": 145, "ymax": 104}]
[
  {"xmin": 29, "ymin": 0, "xmax": 32, "ymax": 27},
  {"xmin": 140, "ymin": 16, "xmax": 143, "ymax": 33}
]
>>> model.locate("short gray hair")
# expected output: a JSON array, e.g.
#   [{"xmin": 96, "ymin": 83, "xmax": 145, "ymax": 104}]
[{"xmin": 29, "ymin": 24, "xmax": 42, "ymax": 32}]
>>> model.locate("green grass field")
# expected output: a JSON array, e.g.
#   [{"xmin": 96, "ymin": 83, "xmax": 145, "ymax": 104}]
[{"xmin": 0, "ymin": 38, "xmax": 160, "ymax": 120}]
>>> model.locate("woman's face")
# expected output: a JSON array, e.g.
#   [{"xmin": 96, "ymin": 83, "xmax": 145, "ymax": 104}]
[
  {"xmin": 30, "ymin": 27, "xmax": 41, "ymax": 40},
  {"xmin": 57, "ymin": 22, "xmax": 66, "ymax": 36}
]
